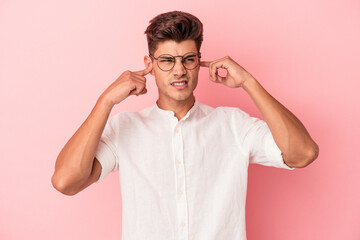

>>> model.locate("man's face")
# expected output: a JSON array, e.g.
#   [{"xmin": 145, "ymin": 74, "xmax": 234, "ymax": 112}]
[{"xmin": 144, "ymin": 40, "xmax": 200, "ymax": 104}]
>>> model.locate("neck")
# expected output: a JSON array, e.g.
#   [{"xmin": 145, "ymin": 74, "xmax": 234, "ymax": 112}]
[{"xmin": 157, "ymin": 95, "xmax": 195, "ymax": 120}]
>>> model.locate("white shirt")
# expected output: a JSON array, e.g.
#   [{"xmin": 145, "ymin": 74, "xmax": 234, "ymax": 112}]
[{"xmin": 95, "ymin": 100, "xmax": 294, "ymax": 240}]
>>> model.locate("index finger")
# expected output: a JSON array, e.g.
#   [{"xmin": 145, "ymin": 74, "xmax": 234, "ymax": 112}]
[
  {"xmin": 134, "ymin": 65, "xmax": 153, "ymax": 76},
  {"xmin": 200, "ymin": 61, "xmax": 211, "ymax": 68}
]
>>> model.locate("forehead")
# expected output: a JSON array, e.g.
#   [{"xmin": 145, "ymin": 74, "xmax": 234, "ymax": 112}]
[{"xmin": 154, "ymin": 40, "xmax": 197, "ymax": 56}]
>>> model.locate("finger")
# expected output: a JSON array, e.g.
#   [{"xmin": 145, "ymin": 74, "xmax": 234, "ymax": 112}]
[
  {"xmin": 139, "ymin": 87, "xmax": 147, "ymax": 95},
  {"xmin": 212, "ymin": 60, "xmax": 229, "ymax": 82},
  {"xmin": 129, "ymin": 87, "xmax": 143, "ymax": 96},
  {"xmin": 200, "ymin": 60, "xmax": 217, "ymax": 81},
  {"xmin": 131, "ymin": 73, "xmax": 147, "ymax": 83},
  {"xmin": 134, "ymin": 65, "xmax": 152, "ymax": 76},
  {"xmin": 217, "ymin": 74, "xmax": 226, "ymax": 83},
  {"xmin": 200, "ymin": 61, "xmax": 211, "ymax": 68},
  {"xmin": 210, "ymin": 63, "xmax": 220, "ymax": 82},
  {"xmin": 130, "ymin": 87, "xmax": 147, "ymax": 96},
  {"xmin": 129, "ymin": 82, "xmax": 146, "ymax": 96},
  {"xmin": 200, "ymin": 57, "xmax": 227, "ymax": 68}
]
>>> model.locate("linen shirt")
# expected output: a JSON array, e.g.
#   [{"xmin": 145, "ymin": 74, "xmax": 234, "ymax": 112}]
[{"xmin": 95, "ymin": 100, "xmax": 294, "ymax": 240}]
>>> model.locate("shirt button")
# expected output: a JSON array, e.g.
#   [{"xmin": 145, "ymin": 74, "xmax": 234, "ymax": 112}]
[
  {"xmin": 181, "ymin": 222, "xmax": 186, "ymax": 227},
  {"xmin": 178, "ymin": 190, "xmax": 183, "ymax": 196},
  {"xmin": 175, "ymin": 129, "xmax": 179, "ymax": 134},
  {"xmin": 176, "ymin": 160, "xmax": 181, "ymax": 164}
]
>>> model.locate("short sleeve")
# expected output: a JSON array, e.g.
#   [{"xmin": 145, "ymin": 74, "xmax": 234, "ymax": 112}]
[
  {"xmin": 248, "ymin": 121, "xmax": 294, "ymax": 170},
  {"xmin": 230, "ymin": 108, "xmax": 294, "ymax": 170},
  {"xmin": 94, "ymin": 116, "xmax": 119, "ymax": 182}
]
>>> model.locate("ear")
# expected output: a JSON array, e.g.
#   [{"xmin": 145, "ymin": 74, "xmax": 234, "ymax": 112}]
[{"xmin": 144, "ymin": 56, "xmax": 154, "ymax": 76}]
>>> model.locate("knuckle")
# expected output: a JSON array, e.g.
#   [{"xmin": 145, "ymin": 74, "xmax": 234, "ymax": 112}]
[
  {"xmin": 124, "ymin": 70, "xmax": 131, "ymax": 76},
  {"xmin": 120, "ymin": 70, "xmax": 131, "ymax": 79}
]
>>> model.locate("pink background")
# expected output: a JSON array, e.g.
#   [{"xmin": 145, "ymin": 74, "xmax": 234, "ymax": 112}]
[{"xmin": 1, "ymin": 0, "xmax": 359, "ymax": 239}]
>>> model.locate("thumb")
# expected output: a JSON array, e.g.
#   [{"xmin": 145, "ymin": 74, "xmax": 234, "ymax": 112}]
[{"xmin": 139, "ymin": 88, "xmax": 147, "ymax": 95}]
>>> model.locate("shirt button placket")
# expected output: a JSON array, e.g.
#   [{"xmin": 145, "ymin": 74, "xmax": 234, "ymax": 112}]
[{"xmin": 173, "ymin": 122, "xmax": 189, "ymax": 240}]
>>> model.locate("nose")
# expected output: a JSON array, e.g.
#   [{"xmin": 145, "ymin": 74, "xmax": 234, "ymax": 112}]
[{"xmin": 172, "ymin": 57, "xmax": 187, "ymax": 77}]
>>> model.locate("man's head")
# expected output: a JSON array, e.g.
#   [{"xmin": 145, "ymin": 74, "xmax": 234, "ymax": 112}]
[
  {"xmin": 143, "ymin": 11, "xmax": 204, "ymax": 106},
  {"xmin": 144, "ymin": 11, "xmax": 203, "ymax": 56}
]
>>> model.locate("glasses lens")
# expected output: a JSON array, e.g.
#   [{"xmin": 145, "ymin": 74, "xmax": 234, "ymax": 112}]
[
  {"xmin": 182, "ymin": 53, "xmax": 199, "ymax": 70},
  {"xmin": 156, "ymin": 53, "xmax": 200, "ymax": 71},
  {"xmin": 157, "ymin": 55, "xmax": 175, "ymax": 71}
]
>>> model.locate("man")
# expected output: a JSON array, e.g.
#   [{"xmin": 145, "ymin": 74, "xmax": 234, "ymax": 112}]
[{"xmin": 52, "ymin": 10, "xmax": 319, "ymax": 240}]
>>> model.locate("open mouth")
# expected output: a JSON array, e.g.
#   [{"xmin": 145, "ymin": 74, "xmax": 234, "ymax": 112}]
[
  {"xmin": 171, "ymin": 80, "xmax": 188, "ymax": 89},
  {"xmin": 171, "ymin": 81, "xmax": 188, "ymax": 86}
]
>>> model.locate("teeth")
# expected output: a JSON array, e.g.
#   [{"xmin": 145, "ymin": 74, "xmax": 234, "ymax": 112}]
[{"xmin": 173, "ymin": 81, "xmax": 187, "ymax": 86}]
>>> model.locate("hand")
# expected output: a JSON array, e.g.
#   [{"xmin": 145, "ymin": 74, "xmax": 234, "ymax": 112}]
[
  {"xmin": 100, "ymin": 65, "xmax": 153, "ymax": 106},
  {"xmin": 200, "ymin": 56, "xmax": 253, "ymax": 88}
]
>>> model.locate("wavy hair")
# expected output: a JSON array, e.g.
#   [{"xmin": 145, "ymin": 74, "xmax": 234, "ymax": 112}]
[{"xmin": 144, "ymin": 11, "xmax": 203, "ymax": 55}]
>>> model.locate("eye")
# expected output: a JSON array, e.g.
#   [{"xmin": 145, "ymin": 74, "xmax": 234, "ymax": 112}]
[
  {"xmin": 184, "ymin": 54, "xmax": 197, "ymax": 61},
  {"xmin": 184, "ymin": 57, "xmax": 195, "ymax": 62},
  {"xmin": 159, "ymin": 58, "xmax": 174, "ymax": 63}
]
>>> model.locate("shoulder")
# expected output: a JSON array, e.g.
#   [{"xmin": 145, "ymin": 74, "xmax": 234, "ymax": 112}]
[
  {"xmin": 196, "ymin": 102, "xmax": 215, "ymax": 114},
  {"xmin": 195, "ymin": 103, "xmax": 252, "ymax": 123},
  {"xmin": 108, "ymin": 105, "xmax": 154, "ymax": 127},
  {"xmin": 196, "ymin": 102, "xmax": 249, "ymax": 114},
  {"xmin": 214, "ymin": 105, "xmax": 251, "ymax": 119}
]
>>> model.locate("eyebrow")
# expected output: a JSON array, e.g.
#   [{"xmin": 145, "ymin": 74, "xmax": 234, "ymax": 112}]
[
  {"xmin": 158, "ymin": 52, "xmax": 197, "ymax": 58},
  {"xmin": 159, "ymin": 53, "xmax": 196, "ymax": 59},
  {"xmin": 160, "ymin": 55, "xmax": 174, "ymax": 59},
  {"xmin": 184, "ymin": 54, "xmax": 196, "ymax": 57}
]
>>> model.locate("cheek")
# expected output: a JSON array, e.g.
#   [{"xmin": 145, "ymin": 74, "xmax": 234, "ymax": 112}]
[
  {"xmin": 190, "ymin": 69, "xmax": 200, "ymax": 82},
  {"xmin": 154, "ymin": 71, "xmax": 169, "ymax": 87}
]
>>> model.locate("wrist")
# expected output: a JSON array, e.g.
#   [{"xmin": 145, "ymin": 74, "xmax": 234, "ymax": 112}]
[
  {"xmin": 97, "ymin": 94, "xmax": 115, "ymax": 111},
  {"xmin": 241, "ymin": 75, "xmax": 258, "ymax": 93}
]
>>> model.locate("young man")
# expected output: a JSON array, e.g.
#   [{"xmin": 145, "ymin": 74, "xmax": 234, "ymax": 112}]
[{"xmin": 52, "ymin": 11, "xmax": 319, "ymax": 240}]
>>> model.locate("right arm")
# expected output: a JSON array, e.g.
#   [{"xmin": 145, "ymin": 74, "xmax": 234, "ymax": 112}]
[{"xmin": 51, "ymin": 66, "xmax": 152, "ymax": 195}]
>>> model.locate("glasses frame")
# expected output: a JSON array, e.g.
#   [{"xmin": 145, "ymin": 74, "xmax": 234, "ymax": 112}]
[{"xmin": 149, "ymin": 52, "xmax": 202, "ymax": 72}]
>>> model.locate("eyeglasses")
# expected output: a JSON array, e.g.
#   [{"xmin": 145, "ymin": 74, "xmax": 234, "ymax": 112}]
[{"xmin": 149, "ymin": 52, "xmax": 201, "ymax": 72}]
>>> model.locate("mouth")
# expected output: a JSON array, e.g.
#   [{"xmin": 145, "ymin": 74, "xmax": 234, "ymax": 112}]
[{"xmin": 171, "ymin": 80, "xmax": 188, "ymax": 89}]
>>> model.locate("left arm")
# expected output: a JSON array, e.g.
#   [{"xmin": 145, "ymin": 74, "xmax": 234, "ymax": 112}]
[{"xmin": 200, "ymin": 56, "xmax": 319, "ymax": 168}]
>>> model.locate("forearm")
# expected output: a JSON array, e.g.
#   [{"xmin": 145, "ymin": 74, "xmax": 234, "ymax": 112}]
[
  {"xmin": 242, "ymin": 76, "xmax": 319, "ymax": 167},
  {"xmin": 52, "ymin": 95, "xmax": 114, "ymax": 193}
]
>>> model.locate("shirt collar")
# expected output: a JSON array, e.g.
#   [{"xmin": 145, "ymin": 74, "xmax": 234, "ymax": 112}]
[{"xmin": 153, "ymin": 99, "xmax": 200, "ymax": 120}]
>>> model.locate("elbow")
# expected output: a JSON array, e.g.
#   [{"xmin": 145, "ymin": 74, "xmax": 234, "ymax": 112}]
[
  {"xmin": 51, "ymin": 174, "xmax": 80, "ymax": 196},
  {"xmin": 303, "ymin": 142, "xmax": 319, "ymax": 167},
  {"xmin": 285, "ymin": 143, "xmax": 319, "ymax": 168}
]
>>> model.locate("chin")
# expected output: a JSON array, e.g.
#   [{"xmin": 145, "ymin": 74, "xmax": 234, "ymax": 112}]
[
  {"xmin": 159, "ymin": 84, "xmax": 196, "ymax": 103},
  {"xmin": 174, "ymin": 90, "xmax": 195, "ymax": 101},
  {"xmin": 162, "ymin": 92, "xmax": 191, "ymax": 103},
  {"xmin": 174, "ymin": 96, "xmax": 191, "ymax": 102}
]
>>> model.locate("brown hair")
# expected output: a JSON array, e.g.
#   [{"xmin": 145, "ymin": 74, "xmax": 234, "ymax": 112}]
[{"xmin": 144, "ymin": 11, "xmax": 203, "ymax": 56}]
